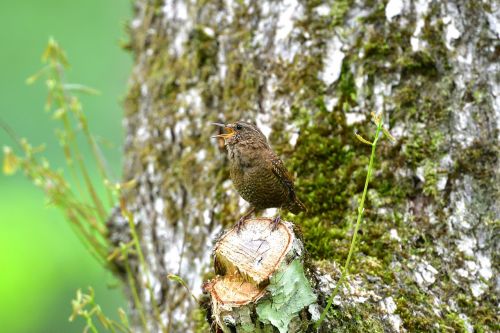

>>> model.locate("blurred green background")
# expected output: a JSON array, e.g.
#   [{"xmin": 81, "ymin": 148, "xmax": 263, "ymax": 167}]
[{"xmin": 0, "ymin": 1, "xmax": 131, "ymax": 332}]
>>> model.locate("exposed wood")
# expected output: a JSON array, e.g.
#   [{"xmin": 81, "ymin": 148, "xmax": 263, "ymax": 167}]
[
  {"xmin": 205, "ymin": 218, "xmax": 317, "ymax": 332},
  {"xmin": 205, "ymin": 275, "xmax": 266, "ymax": 306},
  {"xmin": 214, "ymin": 218, "xmax": 294, "ymax": 286}
]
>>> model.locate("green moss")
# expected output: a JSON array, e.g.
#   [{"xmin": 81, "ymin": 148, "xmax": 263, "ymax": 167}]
[
  {"xmin": 124, "ymin": 82, "xmax": 141, "ymax": 116},
  {"xmin": 397, "ymin": 287, "xmax": 497, "ymax": 332},
  {"xmin": 325, "ymin": 303, "xmax": 385, "ymax": 333},
  {"xmin": 338, "ymin": 61, "xmax": 357, "ymax": 105},
  {"xmin": 445, "ymin": 312, "xmax": 471, "ymax": 332},
  {"xmin": 363, "ymin": 39, "xmax": 392, "ymax": 59},
  {"xmin": 420, "ymin": 19, "xmax": 451, "ymax": 71},
  {"xmin": 397, "ymin": 51, "xmax": 438, "ymax": 78},
  {"xmin": 286, "ymin": 101, "xmax": 363, "ymax": 260},
  {"xmin": 395, "ymin": 288, "xmax": 435, "ymax": 331},
  {"xmin": 422, "ymin": 160, "xmax": 439, "ymax": 198},
  {"xmin": 454, "ymin": 143, "xmax": 498, "ymax": 178},
  {"xmin": 193, "ymin": 295, "xmax": 211, "ymax": 333},
  {"xmin": 329, "ymin": 0, "xmax": 354, "ymax": 27}
]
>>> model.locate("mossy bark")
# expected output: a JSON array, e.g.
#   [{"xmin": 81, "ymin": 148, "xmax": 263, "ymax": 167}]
[{"xmin": 109, "ymin": 0, "xmax": 499, "ymax": 332}]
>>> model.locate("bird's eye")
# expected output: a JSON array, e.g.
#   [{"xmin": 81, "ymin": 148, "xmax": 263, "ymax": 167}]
[{"xmin": 236, "ymin": 124, "xmax": 242, "ymax": 130}]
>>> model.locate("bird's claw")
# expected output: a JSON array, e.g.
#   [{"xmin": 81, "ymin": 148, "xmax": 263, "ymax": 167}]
[
  {"xmin": 271, "ymin": 215, "xmax": 281, "ymax": 231},
  {"xmin": 236, "ymin": 216, "xmax": 246, "ymax": 234},
  {"xmin": 235, "ymin": 206, "xmax": 256, "ymax": 234}
]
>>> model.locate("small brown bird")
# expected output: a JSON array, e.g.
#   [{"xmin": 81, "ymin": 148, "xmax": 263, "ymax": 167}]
[{"xmin": 213, "ymin": 121, "xmax": 306, "ymax": 231}]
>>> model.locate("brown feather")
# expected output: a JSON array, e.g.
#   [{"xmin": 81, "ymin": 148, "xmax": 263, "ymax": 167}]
[{"xmin": 221, "ymin": 121, "xmax": 306, "ymax": 215}]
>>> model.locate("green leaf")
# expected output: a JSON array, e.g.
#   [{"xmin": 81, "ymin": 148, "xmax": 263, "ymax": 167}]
[
  {"xmin": 3, "ymin": 146, "xmax": 19, "ymax": 175},
  {"xmin": 354, "ymin": 131, "xmax": 373, "ymax": 145},
  {"xmin": 63, "ymin": 83, "xmax": 100, "ymax": 95},
  {"xmin": 167, "ymin": 273, "xmax": 198, "ymax": 302},
  {"xmin": 118, "ymin": 308, "xmax": 130, "ymax": 327},
  {"xmin": 26, "ymin": 65, "xmax": 49, "ymax": 85}
]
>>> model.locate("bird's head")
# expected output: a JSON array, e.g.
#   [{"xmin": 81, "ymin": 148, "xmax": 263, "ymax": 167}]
[{"xmin": 212, "ymin": 121, "xmax": 268, "ymax": 147}]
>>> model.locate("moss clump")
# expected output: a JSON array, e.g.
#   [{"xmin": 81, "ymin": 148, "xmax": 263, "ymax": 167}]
[
  {"xmin": 325, "ymin": 303, "xmax": 385, "ymax": 333},
  {"xmin": 395, "ymin": 289, "xmax": 436, "ymax": 331},
  {"xmin": 338, "ymin": 61, "xmax": 357, "ymax": 105},
  {"xmin": 194, "ymin": 289, "xmax": 217, "ymax": 333},
  {"xmin": 329, "ymin": 0, "xmax": 354, "ymax": 27},
  {"xmin": 397, "ymin": 51, "xmax": 438, "ymax": 78},
  {"xmin": 454, "ymin": 142, "xmax": 498, "ymax": 178},
  {"xmin": 286, "ymin": 101, "xmax": 365, "ymax": 261},
  {"xmin": 363, "ymin": 38, "xmax": 392, "ymax": 59}
]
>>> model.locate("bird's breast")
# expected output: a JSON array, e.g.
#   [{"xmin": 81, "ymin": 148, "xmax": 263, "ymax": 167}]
[{"xmin": 227, "ymin": 146, "xmax": 289, "ymax": 209}]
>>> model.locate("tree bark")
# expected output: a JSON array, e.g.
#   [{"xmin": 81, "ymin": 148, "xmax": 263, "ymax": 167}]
[{"xmin": 108, "ymin": 0, "xmax": 499, "ymax": 332}]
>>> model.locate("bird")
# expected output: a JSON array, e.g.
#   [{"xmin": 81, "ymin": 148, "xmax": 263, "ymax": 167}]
[{"xmin": 212, "ymin": 121, "xmax": 306, "ymax": 231}]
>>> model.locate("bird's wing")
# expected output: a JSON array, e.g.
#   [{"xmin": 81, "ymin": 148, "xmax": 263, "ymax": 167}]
[{"xmin": 270, "ymin": 153, "xmax": 296, "ymax": 199}]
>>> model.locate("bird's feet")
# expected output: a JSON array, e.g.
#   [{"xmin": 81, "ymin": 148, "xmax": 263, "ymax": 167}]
[
  {"xmin": 235, "ymin": 206, "xmax": 256, "ymax": 234},
  {"xmin": 236, "ymin": 216, "xmax": 247, "ymax": 233},
  {"xmin": 271, "ymin": 214, "xmax": 282, "ymax": 231}
]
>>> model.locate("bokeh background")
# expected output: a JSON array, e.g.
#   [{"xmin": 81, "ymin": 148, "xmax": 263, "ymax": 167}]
[{"xmin": 0, "ymin": 1, "xmax": 131, "ymax": 332}]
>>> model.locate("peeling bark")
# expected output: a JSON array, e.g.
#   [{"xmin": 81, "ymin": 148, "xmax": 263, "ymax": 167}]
[{"xmin": 108, "ymin": 0, "xmax": 499, "ymax": 332}]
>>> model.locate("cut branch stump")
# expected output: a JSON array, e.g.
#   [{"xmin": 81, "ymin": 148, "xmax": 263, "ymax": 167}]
[{"xmin": 204, "ymin": 218, "xmax": 318, "ymax": 333}]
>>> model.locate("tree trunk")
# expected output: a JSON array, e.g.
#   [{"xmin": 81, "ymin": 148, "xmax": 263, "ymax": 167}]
[{"xmin": 108, "ymin": 0, "xmax": 499, "ymax": 332}]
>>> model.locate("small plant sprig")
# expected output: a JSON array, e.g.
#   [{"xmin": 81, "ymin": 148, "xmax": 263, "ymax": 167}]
[
  {"xmin": 119, "ymin": 199, "xmax": 165, "ymax": 333},
  {"xmin": 69, "ymin": 287, "xmax": 131, "ymax": 333},
  {"xmin": 315, "ymin": 112, "xmax": 395, "ymax": 328},
  {"xmin": 2, "ymin": 38, "xmax": 139, "ymax": 332},
  {"xmin": 167, "ymin": 273, "xmax": 199, "ymax": 303},
  {"xmin": 2, "ymin": 38, "xmax": 114, "ymax": 265}
]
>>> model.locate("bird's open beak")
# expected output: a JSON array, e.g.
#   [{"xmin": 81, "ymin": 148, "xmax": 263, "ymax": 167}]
[{"xmin": 212, "ymin": 123, "xmax": 235, "ymax": 139}]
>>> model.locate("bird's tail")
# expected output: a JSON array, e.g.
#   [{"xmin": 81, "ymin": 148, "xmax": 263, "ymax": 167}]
[{"xmin": 288, "ymin": 197, "xmax": 307, "ymax": 215}]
